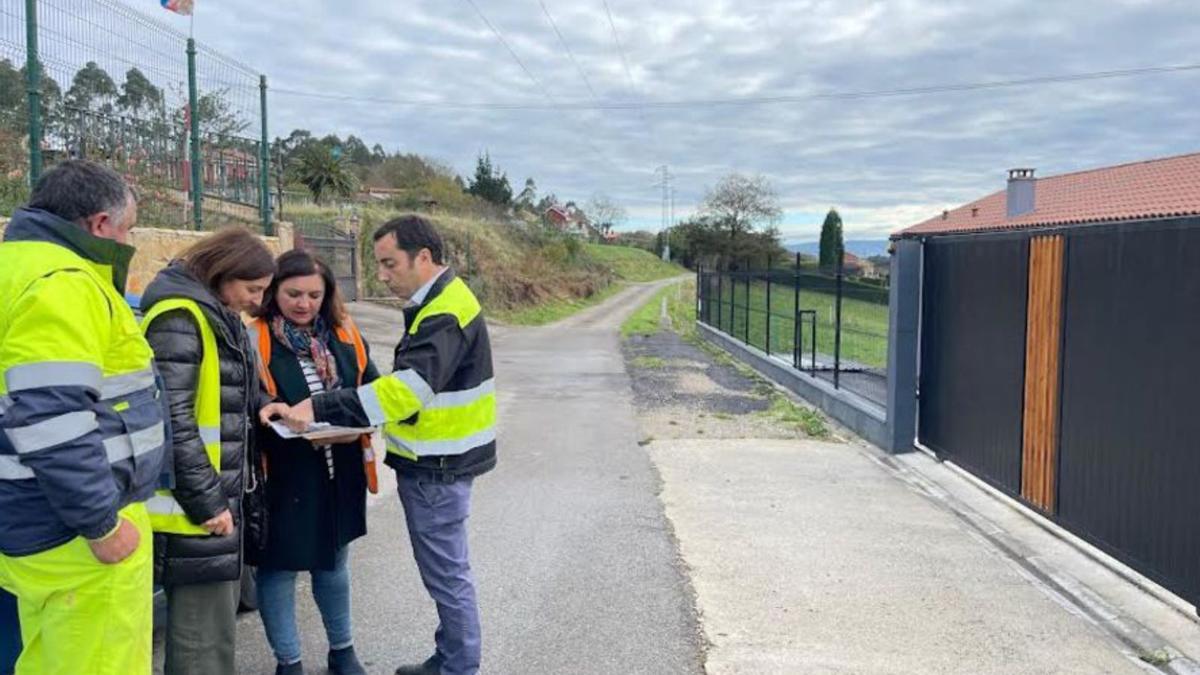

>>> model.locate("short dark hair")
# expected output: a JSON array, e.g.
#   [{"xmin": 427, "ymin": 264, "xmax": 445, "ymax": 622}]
[
  {"xmin": 178, "ymin": 227, "xmax": 276, "ymax": 293},
  {"xmin": 373, "ymin": 215, "xmax": 444, "ymax": 265},
  {"xmin": 28, "ymin": 160, "xmax": 132, "ymax": 225},
  {"xmin": 257, "ymin": 249, "xmax": 347, "ymax": 326}
]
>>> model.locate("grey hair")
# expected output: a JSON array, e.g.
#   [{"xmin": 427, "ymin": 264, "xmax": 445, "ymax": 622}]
[{"xmin": 28, "ymin": 160, "xmax": 134, "ymax": 226}]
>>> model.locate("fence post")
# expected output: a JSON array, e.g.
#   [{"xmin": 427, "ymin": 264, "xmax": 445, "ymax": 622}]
[
  {"xmin": 260, "ymin": 75, "xmax": 272, "ymax": 234},
  {"xmin": 728, "ymin": 263, "xmax": 735, "ymax": 334},
  {"xmin": 187, "ymin": 38, "xmax": 203, "ymax": 230},
  {"xmin": 716, "ymin": 266, "xmax": 724, "ymax": 332},
  {"xmin": 216, "ymin": 136, "xmax": 226, "ymax": 205},
  {"xmin": 765, "ymin": 254, "xmax": 772, "ymax": 356},
  {"xmin": 743, "ymin": 258, "xmax": 751, "ymax": 344},
  {"xmin": 24, "ymin": 0, "xmax": 42, "ymax": 182},
  {"xmin": 119, "ymin": 116, "xmax": 128, "ymax": 164},
  {"xmin": 793, "ymin": 252, "xmax": 801, "ymax": 368},
  {"xmin": 834, "ymin": 252, "xmax": 844, "ymax": 389}
]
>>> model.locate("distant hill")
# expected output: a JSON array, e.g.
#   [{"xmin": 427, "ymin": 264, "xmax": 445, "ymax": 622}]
[{"xmin": 786, "ymin": 239, "xmax": 889, "ymax": 259}]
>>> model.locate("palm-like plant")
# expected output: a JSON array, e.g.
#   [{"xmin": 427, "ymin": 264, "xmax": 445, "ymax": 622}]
[{"xmin": 291, "ymin": 145, "xmax": 359, "ymax": 205}]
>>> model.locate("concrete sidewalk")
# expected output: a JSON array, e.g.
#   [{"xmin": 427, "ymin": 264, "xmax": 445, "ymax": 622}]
[{"xmin": 648, "ymin": 438, "xmax": 1151, "ymax": 674}]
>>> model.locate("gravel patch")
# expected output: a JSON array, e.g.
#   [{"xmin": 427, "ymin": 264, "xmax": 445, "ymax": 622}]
[{"xmin": 623, "ymin": 329, "xmax": 829, "ymax": 442}]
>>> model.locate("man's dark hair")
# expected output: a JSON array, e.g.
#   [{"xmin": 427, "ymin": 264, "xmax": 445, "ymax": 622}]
[
  {"xmin": 373, "ymin": 215, "xmax": 445, "ymax": 265},
  {"xmin": 28, "ymin": 160, "xmax": 132, "ymax": 225}
]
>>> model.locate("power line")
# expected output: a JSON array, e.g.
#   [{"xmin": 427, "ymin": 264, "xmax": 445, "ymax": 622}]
[
  {"xmin": 461, "ymin": 0, "xmax": 546, "ymax": 92},
  {"xmin": 599, "ymin": 0, "xmax": 664, "ymax": 165},
  {"xmin": 538, "ymin": 0, "xmax": 597, "ymax": 99},
  {"xmin": 538, "ymin": 0, "xmax": 660, "ymax": 179},
  {"xmin": 601, "ymin": 0, "xmax": 637, "ymax": 97},
  {"xmin": 457, "ymin": 0, "xmax": 633, "ymax": 177},
  {"xmin": 272, "ymin": 62, "xmax": 1200, "ymax": 110}
]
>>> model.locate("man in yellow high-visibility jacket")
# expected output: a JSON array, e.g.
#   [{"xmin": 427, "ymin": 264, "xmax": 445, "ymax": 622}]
[
  {"xmin": 0, "ymin": 160, "xmax": 168, "ymax": 674},
  {"xmin": 266, "ymin": 216, "xmax": 496, "ymax": 675}
]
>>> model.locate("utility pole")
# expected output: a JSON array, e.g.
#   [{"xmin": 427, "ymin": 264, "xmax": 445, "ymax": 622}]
[
  {"xmin": 666, "ymin": 184, "xmax": 676, "ymax": 262},
  {"xmin": 654, "ymin": 164, "xmax": 672, "ymax": 262}
]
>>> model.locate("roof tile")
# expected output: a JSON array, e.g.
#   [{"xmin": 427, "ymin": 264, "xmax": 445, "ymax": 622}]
[{"xmin": 895, "ymin": 152, "xmax": 1200, "ymax": 237}]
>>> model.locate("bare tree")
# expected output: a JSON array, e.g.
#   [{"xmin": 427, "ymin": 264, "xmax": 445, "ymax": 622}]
[
  {"xmin": 700, "ymin": 173, "xmax": 783, "ymax": 238},
  {"xmin": 587, "ymin": 193, "xmax": 627, "ymax": 231}
]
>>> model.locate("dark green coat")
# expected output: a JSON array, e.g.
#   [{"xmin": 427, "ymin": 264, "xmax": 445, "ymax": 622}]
[{"xmin": 247, "ymin": 325, "xmax": 379, "ymax": 571}]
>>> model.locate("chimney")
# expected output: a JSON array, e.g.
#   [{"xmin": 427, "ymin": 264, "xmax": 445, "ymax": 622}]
[{"xmin": 1006, "ymin": 168, "xmax": 1036, "ymax": 218}]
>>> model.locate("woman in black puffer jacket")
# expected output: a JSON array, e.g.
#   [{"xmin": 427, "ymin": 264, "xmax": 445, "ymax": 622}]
[{"xmin": 141, "ymin": 227, "xmax": 275, "ymax": 675}]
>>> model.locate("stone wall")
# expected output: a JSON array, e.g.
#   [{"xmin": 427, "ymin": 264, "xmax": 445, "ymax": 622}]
[{"xmin": 0, "ymin": 216, "xmax": 295, "ymax": 295}]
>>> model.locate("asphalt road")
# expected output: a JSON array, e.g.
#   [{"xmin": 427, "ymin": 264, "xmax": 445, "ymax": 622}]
[{"xmin": 235, "ymin": 280, "xmax": 703, "ymax": 674}]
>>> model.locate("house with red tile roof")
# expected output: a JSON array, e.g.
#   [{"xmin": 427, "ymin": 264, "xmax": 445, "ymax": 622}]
[
  {"xmin": 884, "ymin": 150, "xmax": 1200, "ymax": 610},
  {"xmin": 894, "ymin": 152, "xmax": 1200, "ymax": 238},
  {"xmin": 544, "ymin": 204, "xmax": 599, "ymax": 239}
]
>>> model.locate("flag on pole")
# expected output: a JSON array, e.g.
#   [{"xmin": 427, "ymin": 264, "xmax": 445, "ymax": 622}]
[{"xmin": 161, "ymin": 0, "xmax": 194, "ymax": 15}]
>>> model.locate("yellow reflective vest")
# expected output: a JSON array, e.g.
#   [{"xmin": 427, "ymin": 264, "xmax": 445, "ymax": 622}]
[
  {"xmin": 312, "ymin": 271, "xmax": 497, "ymax": 479},
  {"xmin": 141, "ymin": 299, "xmax": 222, "ymax": 536}
]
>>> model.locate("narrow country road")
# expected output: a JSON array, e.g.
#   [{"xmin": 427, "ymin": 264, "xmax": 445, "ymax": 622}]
[{"xmin": 235, "ymin": 278, "xmax": 703, "ymax": 674}]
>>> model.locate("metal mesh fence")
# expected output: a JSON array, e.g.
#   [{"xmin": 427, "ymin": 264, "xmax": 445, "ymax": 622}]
[
  {"xmin": 0, "ymin": 0, "xmax": 267, "ymax": 229},
  {"xmin": 698, "ymin": 256, "xmax": 891, "ymax": 409}
]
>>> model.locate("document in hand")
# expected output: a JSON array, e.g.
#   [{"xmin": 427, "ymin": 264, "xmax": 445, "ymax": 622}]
[{"xmin": 269, "ymin": 420, "xmax": 376, "ymax": 442}]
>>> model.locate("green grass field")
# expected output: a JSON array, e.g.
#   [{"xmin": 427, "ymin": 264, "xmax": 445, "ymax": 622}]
[
  {"xmin": 702, "ymin": 278, "xmax": 889, "ymax": 368},
  {"xmin": 584, "ymin": 243, "xmax": 689, "ymax": 282}
]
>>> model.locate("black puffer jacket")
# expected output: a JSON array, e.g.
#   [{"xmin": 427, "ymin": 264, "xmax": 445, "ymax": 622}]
[{"xmin": 142, "ymin": 262, "xmax": 266, "ymax": 586}]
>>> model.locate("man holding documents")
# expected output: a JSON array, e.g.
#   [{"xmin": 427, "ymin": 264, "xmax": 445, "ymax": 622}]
[{"xmin": 264, "ymin": 216, "xmax": 497, "ymax": 675}]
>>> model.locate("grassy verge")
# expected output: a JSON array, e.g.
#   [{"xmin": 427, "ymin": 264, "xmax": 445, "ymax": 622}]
[
  {"xmin": 621, "ymin": 280, "xmax": 696, "ymax": 338},
  {"xmin": 762, "ymin": 393, "xmax": 830, "ymax": 439},
  {"xmin": 491, "ymin": 281, "xmax": 625, "ymax": 326},
  {"xmin": 584, "ymin": 243, "xmax": 689, "ymax": 282}
]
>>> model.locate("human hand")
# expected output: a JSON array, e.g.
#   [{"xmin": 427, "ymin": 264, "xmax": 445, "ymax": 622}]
[
  {"xmin": 281, "ymin": 398, "xmax": 315, "ymax": 433},
  {"xmin": 259, "ymin": 402, "xmax": 290, "ymax": 426},
  {"xmin": 201, "ymin": 509, "xmax": 234, "ymax": 537},
  {"xmin": 87, "ymin": 517, "xmax": 140, "ymax": 564}
]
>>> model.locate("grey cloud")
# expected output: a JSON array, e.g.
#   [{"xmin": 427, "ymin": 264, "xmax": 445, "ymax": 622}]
[{"xmin": 114, "ymin": 0, "xmax": 1200, "ymax": 234}]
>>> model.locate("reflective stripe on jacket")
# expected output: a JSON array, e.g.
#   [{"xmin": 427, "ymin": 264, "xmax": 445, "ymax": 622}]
[
  {"xmin": 312, "ymin": 270, "xmax": 497, "ymax": 479},
  {"xmin": 0, "ymin": 208, "xmax": 167, "ymax": 556}
]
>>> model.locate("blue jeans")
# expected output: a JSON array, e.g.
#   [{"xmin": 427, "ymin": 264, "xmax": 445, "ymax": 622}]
[
  {"xmin": 397, "ymin": 473, "xmax": 479, "ymax": 675},
  {"xmin": 256, "ymin": 547, "xmax": 354, "ymax": 665}
]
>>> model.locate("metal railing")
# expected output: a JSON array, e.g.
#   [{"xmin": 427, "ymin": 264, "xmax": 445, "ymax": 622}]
[
  {"xmin": 0, "ymin": 0, "xmax": 272, "ymax": 231},
  {"xmin": 697, "ymin": 253, "xmax": 890, "ymax": 408}
]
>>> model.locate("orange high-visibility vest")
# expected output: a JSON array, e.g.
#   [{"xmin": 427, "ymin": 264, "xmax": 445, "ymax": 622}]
[{"xmin": 248, "ymin": 316, "xmax": 377, "ymax": 493}]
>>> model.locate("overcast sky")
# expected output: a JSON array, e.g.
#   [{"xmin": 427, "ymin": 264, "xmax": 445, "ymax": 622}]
[{"xmin": 132, "ymin": 0, "xmax": 1198, "ymax": 240}]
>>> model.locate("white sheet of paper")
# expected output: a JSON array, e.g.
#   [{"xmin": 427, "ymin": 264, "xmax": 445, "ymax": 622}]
[{"xmin": 269, "ymin": 420, "xmax": 374, "ymax": 441}]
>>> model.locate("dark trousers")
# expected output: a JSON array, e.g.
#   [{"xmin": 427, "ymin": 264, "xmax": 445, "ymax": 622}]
[
  {"xmin": 0, "ymin": 590, "xmax": 17, "ymax": 675},
  {"xmin": 163, "ymin": 580, "xmax": 240, "ymax": 675},
  {"xmin": 397, "ymin": 474, "xmax": 480, "ymax": 675}
]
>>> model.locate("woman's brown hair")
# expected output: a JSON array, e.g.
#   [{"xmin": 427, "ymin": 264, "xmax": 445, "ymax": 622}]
[
  {"xmin": 257, "ymin": 249, "xmax": 348, "ymax": 326},
  {"xmin": 178, "ymin": 227, "xmax": 276, "ymax": 293}
]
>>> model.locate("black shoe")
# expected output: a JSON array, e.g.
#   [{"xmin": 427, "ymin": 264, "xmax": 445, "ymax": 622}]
[
  {"xmin": 328, "ymin": 646, "xmax": 367, "ymax": 675},
  {"xmin": 274, "ymin": 662, "xmax": 303, "ymax": 675},
  {"xmin": 395, "ymin": 655, "xmax": 442, "ymax": 675}
]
